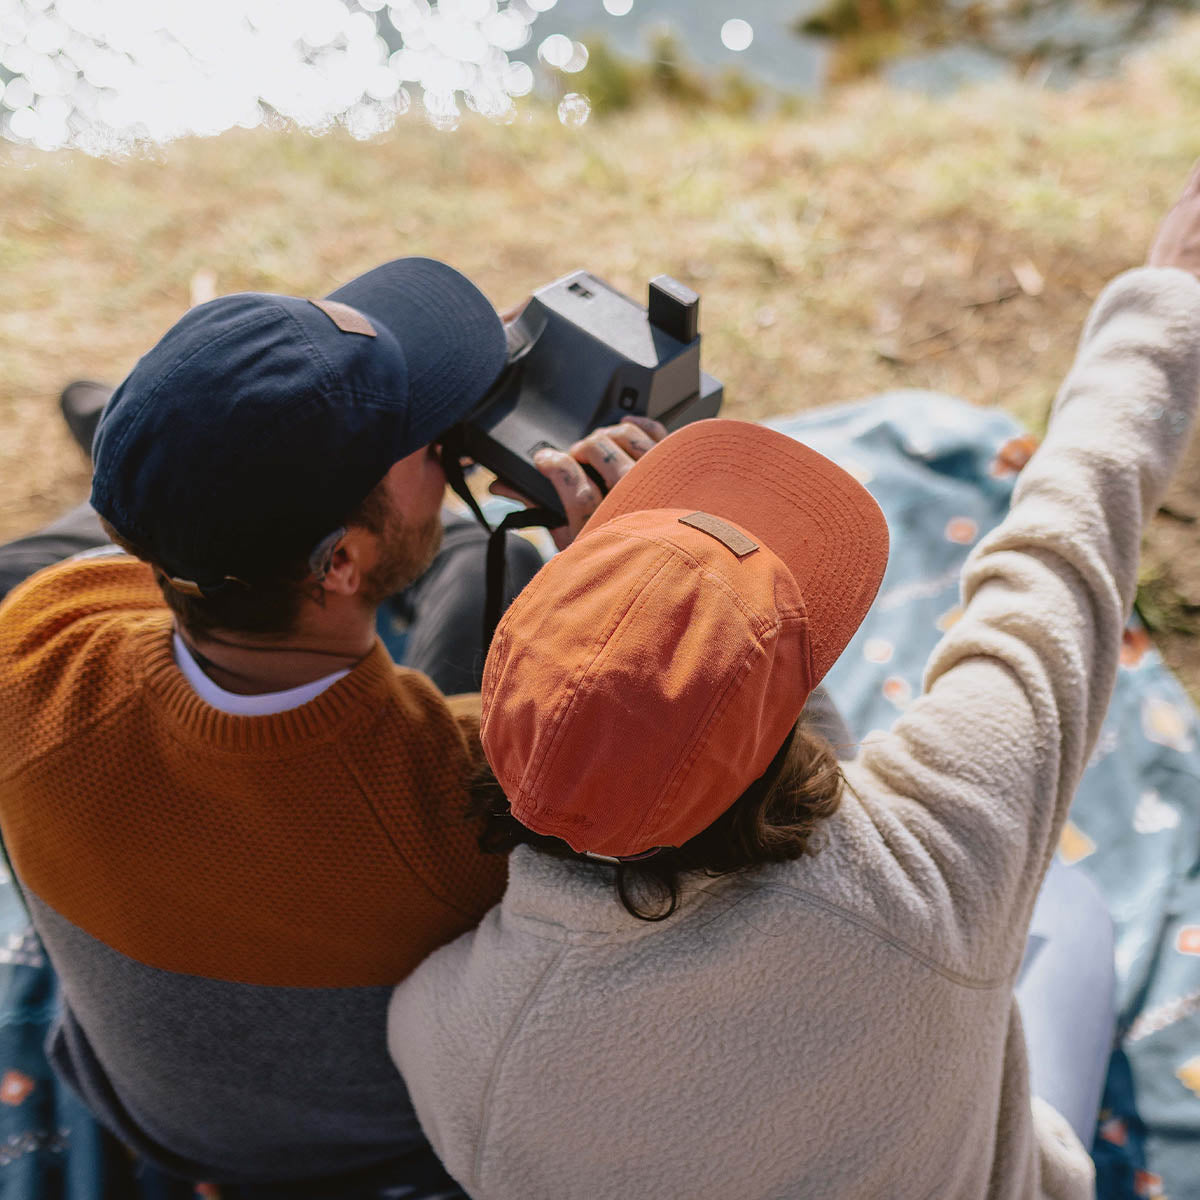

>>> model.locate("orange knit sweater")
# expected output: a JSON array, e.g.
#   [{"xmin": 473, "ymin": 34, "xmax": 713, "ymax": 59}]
[{"xmin": 0, "ymin": 554, "xmax": 508, "ymax": 988}]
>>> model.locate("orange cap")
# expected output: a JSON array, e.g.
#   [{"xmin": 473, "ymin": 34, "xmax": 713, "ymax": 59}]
[{"xmin": 479, "ymin": 419, "xmax": 889, "ymax": 858}]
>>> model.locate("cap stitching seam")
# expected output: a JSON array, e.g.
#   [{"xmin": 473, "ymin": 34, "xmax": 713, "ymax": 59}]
[
  {"xmin": 277, "ymin": 302, "xmax": 340, "ymax": 389},
  {"xmin": 96, "ymin": 305, "xmax": 285, "ymax": 470},
  {"xmin": 629, "ymin": 617, "xmax": 800, "ymax": 851},
  {"xmin": 479, "ymin": 625, "xmax": 506, "ymax": 740},
  {"xmin": 516, "ymin": 550, "xmax": 674, "ymax": 813},
  {"xmin": 94, "ymin": 306, "xmax": 289, "ymax": 544},
  {"xmin": 516, "ymin": 549, "xmax": 676, "ymax": 818}
]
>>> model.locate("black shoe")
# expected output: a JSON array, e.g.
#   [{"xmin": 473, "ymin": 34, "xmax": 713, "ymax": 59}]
[{"xmin": 59, "ymin": 380, "xmax": 113, "ymax": 459}]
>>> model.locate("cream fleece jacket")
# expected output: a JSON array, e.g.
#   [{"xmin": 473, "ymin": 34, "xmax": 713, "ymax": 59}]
[{"xmin": 388, "ymin": 267, "xmax": 1200, "ymax": 1200}]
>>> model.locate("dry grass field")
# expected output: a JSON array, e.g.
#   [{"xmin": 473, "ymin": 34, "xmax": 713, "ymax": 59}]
[{"xmin": 2, "ymin": 22, "xmax": 1199, "ymax": 694}]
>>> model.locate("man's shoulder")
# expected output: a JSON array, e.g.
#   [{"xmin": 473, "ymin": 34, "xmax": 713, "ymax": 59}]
[
  {"xmin": 0, "ymin": 554, "xmax": 167, "ymax": 751},
  {"xmin": 0, "ymin": 551, "xmax": 164, "ymax": 634},
  {"xmin": 351, "ymin": 662, "xmax": 483, "ymax": 773}
]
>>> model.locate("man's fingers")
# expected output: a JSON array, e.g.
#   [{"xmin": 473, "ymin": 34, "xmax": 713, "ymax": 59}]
[
  {"xmin": 496, "ymin": 419, "xmax": 670, "ymax": 550},
  {"xmin": 579, "ymin": 417, "xmax": 668, "ymax": 479},
  {"xmin": 534, "ymin": 449, "xmax": 602, "ymax": 547},
  {"xmin": 605, "ymin": 421, "xmax": 660, "ymax": 459},
  {"xmin": 567, "ymin": 434, "xmax": 636, "ymax": 492},
  {"xmin": 616, "ymin": 415, "xmax": 668, "ymax": 444}
]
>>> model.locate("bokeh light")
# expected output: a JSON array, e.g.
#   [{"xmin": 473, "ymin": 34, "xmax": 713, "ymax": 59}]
[
  {"xmin": 537, "ymin": 32, "xmax": 588, "ymax": 75},
  {"xmin": 557, "ymin": 91, "xmax": 589, "ymax": 126},
  {"xmin": 720, "ymin": 19, "xmax": 754, "ymax": 52},
  {"xmin": 561, "ymin": 40, "xmax": 588, "ymax": 72},
  {"xmin": 0, "ymin": 0, "xmax": 569, "ymax": 152},
  {"xmin": 537, "ymin": 33, "xmax": 574, "ymax": 69}
]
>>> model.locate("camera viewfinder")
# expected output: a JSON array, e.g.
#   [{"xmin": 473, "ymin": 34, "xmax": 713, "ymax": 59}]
[{"xmin": 648, "ymin": 276, "xmax": 699, "ymax": 344}]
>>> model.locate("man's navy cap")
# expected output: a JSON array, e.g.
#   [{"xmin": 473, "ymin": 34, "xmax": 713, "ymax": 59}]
[{"xmin": 91, "ymin": 257, "xmax": 507, "ymax": 591}]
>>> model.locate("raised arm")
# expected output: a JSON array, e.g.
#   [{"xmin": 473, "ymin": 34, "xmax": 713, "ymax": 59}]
[{"xmin": 842, "ymin": 170, "xmax": 1200, "ymax": 978}]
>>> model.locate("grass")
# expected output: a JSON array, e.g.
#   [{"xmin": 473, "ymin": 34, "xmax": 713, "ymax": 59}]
[{"xmin": 2, "ymin": 21, "xmax": 1200, "ymax": 695}]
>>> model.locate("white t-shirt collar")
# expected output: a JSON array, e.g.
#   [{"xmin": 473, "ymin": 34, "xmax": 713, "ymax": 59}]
[{"xmin": 172, "ymin": 632, "xmax": 351, "ymax": 716}]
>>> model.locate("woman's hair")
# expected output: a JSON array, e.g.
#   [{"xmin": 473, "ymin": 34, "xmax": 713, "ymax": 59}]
[
  {"xmin": 470, "ymin": 719, "xmax": 845, "ymax": 921},
  {"xmin": 98, "ymin": 477, "xmax": 393, "ymax": 640}
]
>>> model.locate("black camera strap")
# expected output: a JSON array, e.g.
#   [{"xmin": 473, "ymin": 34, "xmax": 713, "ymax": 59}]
[{"xmin": 439, "ymin": 437, "xmax": 564, "ymax": 652}]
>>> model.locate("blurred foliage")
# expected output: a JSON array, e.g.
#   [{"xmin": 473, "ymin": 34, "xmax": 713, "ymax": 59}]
[
  {"xmin": 572, "ymin": 32, "xmax": 763, "ymax": 116},
  {"xmin": 646, "ymin": 30, "xmax": 711, "ymax": 105},
  {"xmin": 796, "ymin": 0, "xmax": 1200, "ymax": 80},
  {"xmin": 800, "ymin": 0, "xmax": 926, "ymax": 38},
  {"xmin": 797, "ymin": 0, "xmax": 982, "ymax": 80},
  {"xmin": 571, "ymin": 39, "xmax": 639, "ymax": 113},
  {"xmin": 825, "ymin": 30, "xmax": 913, "ymax": 79}
]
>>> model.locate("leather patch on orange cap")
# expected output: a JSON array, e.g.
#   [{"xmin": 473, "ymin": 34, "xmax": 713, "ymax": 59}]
[
  {"xmin": 678, "ymin": 512, "xmax": 758, "ymax": 558},
  {"xmin": 308, "ymin": 298, "xmax": 377, "ymax": 337}
]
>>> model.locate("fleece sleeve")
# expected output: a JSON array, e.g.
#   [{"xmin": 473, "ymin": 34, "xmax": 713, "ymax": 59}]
[{"xmin": 842, "ymin": 266, "xmax": 1200, "ymax": 978}]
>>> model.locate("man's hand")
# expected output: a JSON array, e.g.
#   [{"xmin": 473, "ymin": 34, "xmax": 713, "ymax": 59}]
[
  {"xmin": 1149, "ymin": 161, "xmax": 1200, "ymax": 280},
  {"xmin": 489, "ymin": 416, "xmax": 668, "ymax": 550}
]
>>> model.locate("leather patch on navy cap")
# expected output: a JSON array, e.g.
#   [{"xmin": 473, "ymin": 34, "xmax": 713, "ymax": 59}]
[
  {"xmin": 678, "ymin": 512, "xmax": 758, "ymax": 558},
  {"xmin": 308, "ymin": 298, "xmax": 377, "ymax": 337},
  {"xmin": 166, "ymin": 576, "xmax": 205, "ymax": 598}
]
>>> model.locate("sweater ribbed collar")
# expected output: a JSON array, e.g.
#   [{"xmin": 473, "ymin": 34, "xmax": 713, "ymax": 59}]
[{"xmin": 133, "ymin": 616, "xmax": 402, "ymax": 752}]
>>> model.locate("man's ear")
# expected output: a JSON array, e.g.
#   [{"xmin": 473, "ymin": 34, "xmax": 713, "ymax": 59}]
[{"xmin": 317, "ymin": 527, "xmax": 374, "ymax": 597}]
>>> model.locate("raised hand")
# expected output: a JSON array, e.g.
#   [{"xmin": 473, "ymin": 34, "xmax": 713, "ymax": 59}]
[{"xmin": 1149, "ymin": 161, "xmax": 1200, "ymax": 280}]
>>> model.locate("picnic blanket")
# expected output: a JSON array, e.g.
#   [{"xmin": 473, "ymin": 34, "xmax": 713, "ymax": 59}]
[{"xmin": 1, "ymin": 391, "xmax": 1197, "ymax": 1198}]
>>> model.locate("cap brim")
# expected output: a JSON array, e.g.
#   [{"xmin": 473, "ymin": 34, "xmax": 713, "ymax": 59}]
[
  {"xmin": 328, "ymin": 257, "xmax": 507, "ymax": 444},
  {"xmin": 587, "ymin": 419, "xmax": 889, "ymax": 683}
]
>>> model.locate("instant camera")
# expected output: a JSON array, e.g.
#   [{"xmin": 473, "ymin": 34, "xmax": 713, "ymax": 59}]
[{"xmin": 444, "ymin": 270, "xmax": 725, "ymax": 520}]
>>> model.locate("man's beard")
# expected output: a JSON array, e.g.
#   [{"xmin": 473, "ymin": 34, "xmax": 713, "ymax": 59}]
[{"xmin": 359, "ymin": 511, "xmax": 443, "ymax": 608}]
